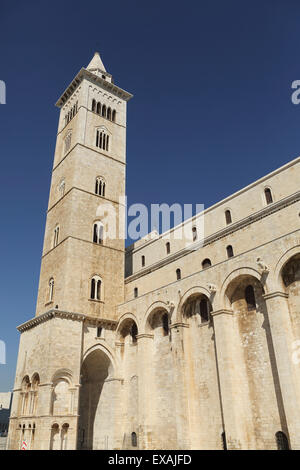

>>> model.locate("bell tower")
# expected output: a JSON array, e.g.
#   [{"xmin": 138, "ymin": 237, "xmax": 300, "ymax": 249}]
[
  {"xmin": 35, "ymin": 52, "xmax": 133, "ymax": 320},
  {"xmin": 7, "ymin": 53, "xmax": 132, "ymax": 450}
]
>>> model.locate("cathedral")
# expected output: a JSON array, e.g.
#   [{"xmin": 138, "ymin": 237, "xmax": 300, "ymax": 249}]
[{"xmin": 7, "ymin": 53, "xmax": 300, "ymax": 450}]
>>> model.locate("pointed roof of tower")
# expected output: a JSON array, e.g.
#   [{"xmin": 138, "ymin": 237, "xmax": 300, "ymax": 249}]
[{"xmin": 87, "ymin": 52, "xmax": 106, "ymax": 73}]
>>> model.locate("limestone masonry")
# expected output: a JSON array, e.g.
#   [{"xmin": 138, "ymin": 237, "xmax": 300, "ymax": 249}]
[{"xmin": 7, "ymin": 53, "xmax": 300, "ymax": 450}]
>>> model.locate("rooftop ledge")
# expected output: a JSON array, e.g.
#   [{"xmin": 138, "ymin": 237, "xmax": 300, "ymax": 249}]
[
  {"xmin": 17, "ymin": 309, "xmax": 118, "ymax": 333},
  {"xmin": 55, "ymin": 68, "xmax": 133, "ymax": 108}
]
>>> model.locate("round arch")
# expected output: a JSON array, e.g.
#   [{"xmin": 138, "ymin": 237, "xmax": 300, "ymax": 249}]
[
  {"xmin": 177, "ymin": 286, "xmax": 211, "ymax": 323},
  {"xmin": 116, "ymin": 312, "xmax": 140, "ymax": 340},
  {"xmin": 142, "ymin": 301, "xmax": 171, "ymax": 333},
  {"xmin": 274, "ymin": 245, "xmax": 300, "ymax": 290},
  {"xmin": 218, "ymin": 266, "xmax": 268, "ymax": 310}
]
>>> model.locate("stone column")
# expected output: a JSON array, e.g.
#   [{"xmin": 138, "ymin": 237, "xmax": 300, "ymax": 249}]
[
  {"xmin": 170, "ymin": 322, "xmax": 191, "ymax": 450},
  {"xmin": 136, "ymin": 334, "xmax": 155, "ymax": 449},
  {"xmin": 263, "ymin": 291, "xmax": 300, "ymax": 449},
  {"xmin": 212, "ymin": 309, "xmax": 255, "ymax": 450}
]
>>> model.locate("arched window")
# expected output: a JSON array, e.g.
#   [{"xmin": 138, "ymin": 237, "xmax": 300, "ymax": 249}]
[
  {"xmin": 107, "ymin": 107, "xmax": 112, "ymax": 120},
  {"xmin": 131, "ymin": 432, "xmax": 137, "ymax": 447},
  {"xmin": 96, "ymin": 129, "xmax": 109, "ymax": 151},
  {"xmin": 141, "ymin": 255, "xmax": 145, "ymax": 267},
  {"xmin": 49, "ymin": 278, "xmax": 54, "ymax": 302},
  {"xmin": 134, "ymin": 287, "xmax": 138, "ymax": 298},
  {"xmin": 200, "ymin": 298, "xmax": 210, "ymax": 323},
  {"xmin": 131, "ymin": 323, "xmax": 138, "ymax": 343},
  {"xmin": 92, "ymin": 99, "xmax": 96, "ymax": 112},
  {"xmin": 221, "ymin": 432, "xmax": 227, "ymax": 450},
  {"xmin": 96, "ymin": 102, "xmax": 101, "ymax": 115},
  {"xmin": 20, "ymin": 376, "xmax": 30, "ymax": 415},
  {"xmin": 93, "ymin": 221, "xmax": 104, "ymax": 244},
  {"xmin": 53, "ymin": 226, "xmax": 60, "ymax": 248},
  {"xmin": 245, "ymin": 285, "xmax": 256, "ymax": 311},
  {"xmin": 101, "ymin": 105, "xmax": 106, "ymax": 118},
  {"xmin": 192, "ymin": 226, "xmax": 197, "ymax": 242},
  {"xmin": 264, "ymin": 187, "xmax": 273, "ymax": 205},
  {"xmin": 31, "ymin": 374, "xmax": 40, "ymax": 415},
  {"xmin": 166, "ymin": 242, "xmax": 170, "ymax": 254},
  {"xmin": 225, "ymin": 210, "xmax": 232, "ymax": 225},
  {"xmin": 61, "ymin": 423, "xmax": 69, "ymax": 450},
  {"xmin": 202, "ymin": 258, "xmax": 211, "ymax": 269},
  {"xmin": 59, "ymin": 178, "xmax": 65, "ymax": 198},
  {"xmin": 176, "ymin": 268, "xmax": 181, "ymax": 280},
  {"xmin": 275, "ymin": 431, "xmax": 289, "ymax": 450},
  {"xmin": 97, "ymin": 326, "xmax": 102, "ymax": 338},
  {"xmin": 112, "ymin": 110, "xmax": 116, "ymax": 122},
  {"xmin": 95, "ymin": 177, "xmax": 106, "ymax": 197},
  {"xmin": 162, "ymin": 313, "xmax": 169, "ymax": 335},
  {"xmin": 64, "ymin": 131, "xmax": 72, "ymax": 154},
  {"xmin": 90, "ymin": 276, "xmax": 102, "ymax": 300},
  {"xmin": 226, "ymin": 245, "xmax": 234, "ymax": 258}
]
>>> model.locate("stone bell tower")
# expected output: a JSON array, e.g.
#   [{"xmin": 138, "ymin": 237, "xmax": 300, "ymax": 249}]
[
  {"xmin": 35, "ymin": 51, "xmax": 132, "ymax": 320},
  {"xmin": 7, "ymin": 53, "xmax": 132, "ymax": 450}
]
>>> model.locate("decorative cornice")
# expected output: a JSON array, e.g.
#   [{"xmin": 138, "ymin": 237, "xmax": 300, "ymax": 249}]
[
  {"xmin": 136, "ymin": 334, "xmax": 154, "ymax": 339},
  {"xmin": 56, "ymin": 68, "xmax": 133, "ymax": 108},
  {"xmin": 211, "ymin": 309, "xmax": 234, "ymax": 317},
  {"xmin": 170, "ymin": 322, "xmax": 189, "ymax": 329},
  {"xmin": 263, "ymin": 291, "xmax": 289, "ymax": 300},
  {"xmin": 17, "ymin": 309, "xmax": 117, "ymax": 333},
  {"xmin": 125, "ymin": 190, "xmax": 300, "ymax": 283}
]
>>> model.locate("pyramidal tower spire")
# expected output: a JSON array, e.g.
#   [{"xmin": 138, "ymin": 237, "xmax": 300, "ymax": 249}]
[{"xmin": 87, "ymin": 51, "xmax": 106, "ymax": 73}]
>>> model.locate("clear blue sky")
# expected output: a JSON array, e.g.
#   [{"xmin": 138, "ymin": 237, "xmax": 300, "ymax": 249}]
[{"xmin": 1, "ymin": 0, "xmax": 300, "ymax": 391}]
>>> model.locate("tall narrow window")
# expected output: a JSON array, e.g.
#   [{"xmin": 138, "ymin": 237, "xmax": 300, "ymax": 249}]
[
  {"xmin": 96, "ymin": 102, "xmax": 101, "ymax": 114},
  {"xmin": 95, "ymin": 177, "xmax": 105, "ymax": 196},
  {"xmin": 96, "ymin": 129, "xmax": 110, "ymax": 151},
  {"xmin": 112, "ymin": 110, "xmax": 116, "ymax": 122},
  {"xmin": 131, "ymin": 323, "xmax": 138, "ymax": 343},
  {"xmin": 53, "ymin": 226, "xmax": 60, "ymax": 248},
  {"xmin": 264, "ymin": 187, "xmax": 273, "ymax": 205},
  {"xmin": 97, "ymin": 326, "xmax": 102, "ymax": 338},
  {"xmin": 102, "ymin": 105, "xmax": 106, "ymax": 118},
  {"xmin": 49, "ymin": 278, "xmax": 54, "ymax": 302},
  {"xmin": 245, "ymin": 285, "xmax": 256, "ymax": 311},
  {"xmin": 166, "ymin": 242, "xmax": 170, "ymax": 254},
  {"xmin": 90, "ymin": 276, "xmax": 101, "ymax": 300},
  {"xmin": 162, "ymin": 313, "xmax": 169, "ymax": 335},
  {"xmin": 225, "ymin": 210, "xmax": 232, "ymax": 225},
  {"xmin": 107, "ymin": 107, "xmax": 112, "ymax": 120},
  {"xmin": 226, "ymin": 245, "xmax": 234, "ymax": 258},
  {"xmin": 64, "ymin": 131, "xmax": 72, "ymax": 154},
  {"xmin": 134, "ymin": 287, "xmax": 138, "ymax": 298},
  {"xmin": 192, "ymin": 226, "xmax": 197, "ymax": 242},
  {"xmin": 141, "ymin": 255, "xmax": 145, "ymax": 267},
  {"xmin": 200, "ymin": 298, "xmax": 209, "ymax": 323},
  {"xmin": 131, "ymin": 432, "xmax": 137, "ymax": 447},
  {"xmin": 221, "ymin": 432, "xmax": 227, "ymax": 450},
  {"xmin": 202, "ymin": 258, "xmax": 211, "ymax": 269},
  {"xmin": 93, "ymin": 222, "xmax": 104, "ymax": 244},
  {"xmin": 59, "ymin": 179, "xmax": 65, "ymax": 198},
  {"xmin": 176, "ymin": 268, "xmax": 181, "ymax": 280},
  {"xmin": 92, "ymin": 99, "xmax": 96, "ymax": 112},
  {"xmin": 275, "ymin": 431, "xmax": 289, "ymax": 450}
]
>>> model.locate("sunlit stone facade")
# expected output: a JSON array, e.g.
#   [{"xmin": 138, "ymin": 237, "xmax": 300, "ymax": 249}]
[{"xmin": 7, "ymin": 53, "xmax": 300, "ymax": 450}]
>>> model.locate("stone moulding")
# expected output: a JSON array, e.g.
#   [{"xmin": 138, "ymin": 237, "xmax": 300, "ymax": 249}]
[{"xmin": 17, "ymin": 309, "xmax": 117, "ymax": 333}]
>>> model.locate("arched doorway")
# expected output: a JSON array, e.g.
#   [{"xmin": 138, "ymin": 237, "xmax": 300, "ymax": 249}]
[{"xmin": 77, "ymin": 348, "xmax": 114, "ymax": 450}]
